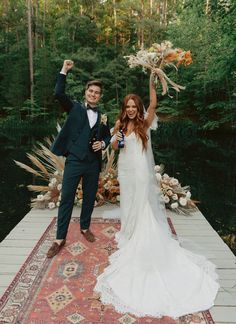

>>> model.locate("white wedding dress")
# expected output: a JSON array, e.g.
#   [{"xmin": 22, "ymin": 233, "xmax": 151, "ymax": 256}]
[{"xmin": 94, "ymin": 126, "xmax": 220, "ymax": 319}]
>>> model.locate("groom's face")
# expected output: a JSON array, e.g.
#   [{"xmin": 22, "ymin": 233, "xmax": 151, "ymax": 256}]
[{"xmin": 85, "ymin": 85, "xmax": 102, "ymax": 107}]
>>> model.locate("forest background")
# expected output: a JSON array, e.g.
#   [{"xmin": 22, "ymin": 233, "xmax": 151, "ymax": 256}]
[
  {"xmin": 0, "ymin": 1, "xmax": 236, "ymax": 252},
  {"xmin": 0, "ymin": 0, "xmax": 235, "ymax": 130}
]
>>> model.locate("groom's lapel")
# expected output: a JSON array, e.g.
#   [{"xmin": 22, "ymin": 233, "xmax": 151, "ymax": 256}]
[{"xmin": 97, "ymin": 111, "xmax": 102, "ymax": 138}]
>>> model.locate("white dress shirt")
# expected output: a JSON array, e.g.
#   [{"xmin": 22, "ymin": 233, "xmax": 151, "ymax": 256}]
[{"xmin": 85, "ymin": 102, "xmax": 98, "ymax": 128}]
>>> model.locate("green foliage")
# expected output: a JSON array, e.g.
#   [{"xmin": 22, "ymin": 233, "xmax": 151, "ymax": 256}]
[{"xmin": 0, "ymin": 0, "xmax": 235, "ymax": 131}]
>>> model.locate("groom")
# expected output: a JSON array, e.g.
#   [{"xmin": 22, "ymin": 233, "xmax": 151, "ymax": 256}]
[{"xmin": 47, "ymin": 60, "xmax": 111, "ymax": 258}]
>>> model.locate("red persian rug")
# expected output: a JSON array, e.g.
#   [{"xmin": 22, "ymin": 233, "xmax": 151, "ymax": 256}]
[{"xmin": 0, "ymin": 217, "xmax": 215, "ymax": 324}]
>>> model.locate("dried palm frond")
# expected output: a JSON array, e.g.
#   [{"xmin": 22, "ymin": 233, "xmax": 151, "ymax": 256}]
[
  {"xmin": 56, "ymin": 123, "xmax": 61, "ymax": 133},
  {"xmin": 38, "ymin": 144, "xmax": 65, "ymax": 171},
  {"xmin": 27, "ymin": 185, "xmax": 49, "ymax": 192},
  {"xmin": 44, "ymin": 137, "xmax": 54, "ymax": 146},
  {"xmin": 26, "ymin": 153, "xmax": 50, "ymax": 178},
  {"xmin": 103, "ymin": 148, "xmax": 116, "ymax": 174},
  {"xmin": 159, "ymin": 164, "xmax": 165, "ymax": 174},
  {"xmin": 31, "ymin": 201, "xmax": 48, "ymax": 209},
  {"xmin": 14, "ymin": 160, "xmax": 44, "ymax": 178},
  {"xmin": 222, "ymin": 234, "xmax": 236, "ymax": 250}
]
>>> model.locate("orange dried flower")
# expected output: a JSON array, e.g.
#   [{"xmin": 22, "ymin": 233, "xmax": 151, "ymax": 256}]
[
  {"xmin": 164, "ymin": 52, "xmax": 179, "ymax": 62},
  {"xmin": 183, "ymin": 51, "xmax": 192, "ymax": 65}
]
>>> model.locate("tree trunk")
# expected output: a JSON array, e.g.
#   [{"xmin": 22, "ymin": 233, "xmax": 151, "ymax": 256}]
[
  {"xmin": 43, "ymin": 0, "xmax": 47, "ymax": 47},
  {"xmin": 164, "ymin": 0, "xmax": 168, "ymax": 26},
  {"xmin": 3, "ymin": 0, "xmax": 9, "ymax": 53},
  {"xmin": 205, "ymin": 0, "xmax": 210, "ymax": 15},
  {"xmin": 27, "ymin": 0, "xmax": 34, "ymax": 109},
  {"xmin": 113, "ymin": 0, "xmax": 117, "ymax": 48},
  {"xmin": 140, "ymin": 0, "xmax": 144, "ymax": 47},
  {"xmin": 150, "ymin": 0, "xmax": 153, "ymax": 15},
  {"xmin": 34, "ymin": 0, "xmax": 39, "ymax": 50}
]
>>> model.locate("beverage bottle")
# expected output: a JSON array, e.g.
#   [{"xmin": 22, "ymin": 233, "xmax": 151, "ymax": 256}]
[
  {"xmin": 89, "ymin": 131, "xmax": 98, "ymax": 152},
  {"xmin": 118, "ymin": 128, "xmax": 125, "ymax": 148}
]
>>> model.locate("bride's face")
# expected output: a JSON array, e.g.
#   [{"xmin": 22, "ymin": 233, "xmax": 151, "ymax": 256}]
[{"xmin": 125, "ymin": 99, "xmax": 138, "ymax": 120}]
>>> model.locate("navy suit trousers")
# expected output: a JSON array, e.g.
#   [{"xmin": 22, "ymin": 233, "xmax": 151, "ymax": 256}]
[{"xmin": 56, "ymin": 153, "xmax": 100, "ymax": 239}]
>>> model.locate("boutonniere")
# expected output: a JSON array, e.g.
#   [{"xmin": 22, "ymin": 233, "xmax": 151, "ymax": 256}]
[{"xmin": 101, "ymin": 114, "xmax": 108, "ymax": 125}]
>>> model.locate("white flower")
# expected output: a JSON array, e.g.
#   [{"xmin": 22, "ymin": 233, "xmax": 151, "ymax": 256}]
[
  {"xmin": 166, "ymin": 189, "xmax": 173, "ymax": 196},
  {"xmin": 48, "ymin": 183, "xmax": 53, "ymax": 188},
  {"xmin": 155, "ymin": 173, "xmax": 162, "ymax": 181},
  {"xmin": 104, "ymin": 183, "xmax": 109, "ymax": 190},
  {"xmin": 163, "ymin": 173, "xmax": 170, "ymax": 180},
  {"xmin": 56, "ymin": 201, "xmax": 60, "ymax": 207},
  {"xmin": 171, "ymin": 202, "xmax": 179, "ymax": 209},
  {"xmin": 169, "ymin": 178, "xmax": 179, "ymax": 186},
  {"xmin": 172, "ymin": 194, "xmax": 178, "ymax": 200},
  {"xmin": 54, "ymin": 171, "xmax": 59, "ymax": 175},
  {"xmin": 186, "ymin": 191, "xmax": 191, "ymax": 199},
  {"xmin": 51, "ymin": 178, "xmax": 57, "ymax": 185},
  {"xmin": 179, "ymin": 197, "xmax": 187, "ymax": 206},
  {"xmin": 147, "ymin": 52, "xmax": 157, "ymax": 60},
  {"xmin": 154, "ymin": 165, "xmax": 161, "ymax": 172},
  {"xmin": 101, "ymin": 114, "xmax": 108, "ymax": 125},
  {"xmin": 161, "ymin": 183, "xmax": 168, "ymax": 189},
  {"xmin": 164, "ymin": 195, "xmax": 170, "ymax": 203},
  {"xmin": 45, "ymin": 192, "xmax": 51, "ymax": 199},
  {"xmin": 37, "ymin": 194, "xmax": 44, "ymax": 201},
  {"xmin": 104, "ymin": 183, "xmax": 111, "ymax": 190},
  {"xmin": 48, "ymin": 202, "xmax": 56, "ymax": 209},
  {"xmin": 116, "ymin": 195, "xmax": 120, "ymax": 202},
  {"xmin": 163, "ymin": 40, "xmax": 173, "ymax": 48},
  {"xmin": 57, "ymin": 184, "xmax": 62, "ymax": 191}
]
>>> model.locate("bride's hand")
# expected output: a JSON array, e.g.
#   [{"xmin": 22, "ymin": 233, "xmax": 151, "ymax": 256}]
[{"xmin": 116, "ymin": 131, "xmax": 123, "ymax": 142}]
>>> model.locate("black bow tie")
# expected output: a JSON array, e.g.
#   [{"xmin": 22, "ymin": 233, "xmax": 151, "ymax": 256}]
[{"xmin": 86, "ymin": 104, "xmax": 97, "ymax": 112}]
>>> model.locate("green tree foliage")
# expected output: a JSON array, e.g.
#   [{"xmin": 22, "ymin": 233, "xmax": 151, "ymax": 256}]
[{"xmin": 0, "ymin": 0, "xmax": 235, "ymax": 129}]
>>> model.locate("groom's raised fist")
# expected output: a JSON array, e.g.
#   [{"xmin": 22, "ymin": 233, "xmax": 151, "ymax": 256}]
[{"xmin": 61, "ymin": 60, "xmax": 74, "ymax": 74}]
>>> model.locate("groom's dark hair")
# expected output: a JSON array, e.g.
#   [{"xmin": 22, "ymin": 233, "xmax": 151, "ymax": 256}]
[{"xmin": 86, "ymin": 80, "xmax": 103, "ymax": 94}]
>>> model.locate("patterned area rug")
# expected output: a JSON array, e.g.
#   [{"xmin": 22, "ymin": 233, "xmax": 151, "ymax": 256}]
[{"xmin": 0, "ymin": 217, "xmax": 215, "ymax": 324}]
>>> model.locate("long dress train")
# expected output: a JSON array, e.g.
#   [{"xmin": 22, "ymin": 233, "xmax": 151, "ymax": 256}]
[{"xmin": 94, "ymin": 130, "xmax": 219, "ymax": 319}]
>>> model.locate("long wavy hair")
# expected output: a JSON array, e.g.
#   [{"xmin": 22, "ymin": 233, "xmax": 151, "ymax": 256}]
[{"xmin": 114, "ymin": 94, "xmax": 148, "ymax": 150}]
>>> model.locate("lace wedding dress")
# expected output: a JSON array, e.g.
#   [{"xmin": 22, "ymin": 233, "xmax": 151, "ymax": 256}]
[{"xmin": 94, "ymin": 128, "xmax": 220, "ymax": 319}]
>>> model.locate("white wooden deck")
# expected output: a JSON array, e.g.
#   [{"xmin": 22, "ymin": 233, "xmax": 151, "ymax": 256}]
[{"xmin": 0, "ymin": 206, "xmax": 235, "ymax": 323}]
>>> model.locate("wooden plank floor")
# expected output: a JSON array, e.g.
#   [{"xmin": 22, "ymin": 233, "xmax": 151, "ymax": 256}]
[{"xmin": 0, "ymin": 206, "xmax": 235, "ymax": 323}]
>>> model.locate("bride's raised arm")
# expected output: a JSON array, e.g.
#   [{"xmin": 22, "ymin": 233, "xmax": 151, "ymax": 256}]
[{"xmin": 145, "ymin": 73, "xmax": 157, "ymax": 128}]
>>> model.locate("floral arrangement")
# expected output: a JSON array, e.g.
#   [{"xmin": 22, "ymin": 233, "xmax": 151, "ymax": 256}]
[
  {"xmin": 14, "ymin": 136, "xmax": 120, "ymax": 210},
  {"xmin": 100, "ymin": 114, "xmax": 108, "ymax": 126},
  {"xmin": 155, "ymin": 164, "xmax": 198, "ymax": 214},
  {"xmin": 75, "ymin": 149, "xmax": 120, "ymax": 207},
  {"xmin": 14, "ymin": 134, "xmax": 197, "ymax": 214},
  {"xmin": 124, "ymin": 40, "xmax": 192, "ymax": 95}
]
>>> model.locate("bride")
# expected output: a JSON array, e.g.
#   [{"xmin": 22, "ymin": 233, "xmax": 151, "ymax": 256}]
[{"xmin": 94, "ymin": 74, "xmax": 219, "ymax": 319}]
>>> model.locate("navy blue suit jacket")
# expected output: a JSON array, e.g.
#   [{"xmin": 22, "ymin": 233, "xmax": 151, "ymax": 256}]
[{"xmin": 51, "ymin": 74, "xmax": 111, "ymax": 165}]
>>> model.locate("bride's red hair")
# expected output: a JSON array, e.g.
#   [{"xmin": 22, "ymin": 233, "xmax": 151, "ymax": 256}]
[{"xmin": 114, "ymin": 94, "xmax": 148, "ymax": 150}]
